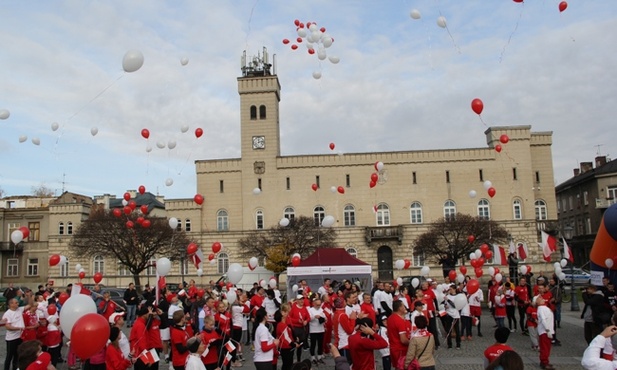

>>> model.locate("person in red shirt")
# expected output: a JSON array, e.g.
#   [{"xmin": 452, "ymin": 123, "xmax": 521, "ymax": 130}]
[
  {"xmin": 170, "ymin": 310, "xmax": 190, "ymax": 370},
  {"xmin": 494, "ymin": 288, "xmax": 507, "ymax": 328},
  {"xmin": 145, "ymin": 308, "xmax": 164, "ymax": 357},
  {"xmin": 526, "ymin": 304, "xmax": 539, "ymax": 351},
  {"xmin": 515, "ymin": 277, "xmax": 530, "ymax": 335},
  {"xmin": 21, "ymin": 305, "xmax": 39, "ymax": 341},
  {"xmin": 98, "ymin": 290, "xmax": 119, "ymax": 321},
  {"xmin": 360, "ymin": 293, "xmax": 377, "ymax": 329},
  {"xmin": 348, "ymin": 318, "xmax": 388, "ymax": 370},
  {"xmin": 321, "ymin": 293, "xmax": 334, "ymax": 355},
  {"xmin": 421, "ymin": 280, "xmax": 440, "ymax": 349},
  {"xmin": 130, "ymin": 305, "xmax": 157, "ymax": 370},
  {"xmin": 106, "ymin": 327, "xmax": 134, "ymax": 370},
  {"xmin": 483, "ymin": 327, "xmax": 513, "ymax": 368},
  {"xmin": 332, "ymin": 297, "xmax": 356, "ymax": 364},
  {"xmin": 215, "ymin": 301, "xmax": 232, "ymax": 338},
  {"xmin": 288, "ymin": 295, "xmax": 310, "ymax": 362},
  {"xmin": 275, "ymin": 303, "xmax": 300, "ymax": 370},
  {"xmin": 200, "ymin": 315, "xmax": 223, "ymax": 370},
  {"xmin": 387, "ymin": 300, "xmax": 411, "ymax": 369}
]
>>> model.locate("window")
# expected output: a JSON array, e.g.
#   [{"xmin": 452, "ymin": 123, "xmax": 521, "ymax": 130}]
[
  {"xmin": 608, "ymin": 186, "xmax": 617, "ymax": 199},
  {"xmin": 286, "ymin": 177, "xmax": 290, "ymax": 190},
  {"xmin": 557, "ymin": 198, "xmax": 561, "ymax": 212},
  {"xmin": 7, "ymin": 258, "xmax": 18, "ymax": 277},
  {"xmin": 344, "ymin": 205, "xmax": 356, "ymax": 226},
  {"xmin": 568, "ymin": 196, "xmax": 573, "ymax": 210},
  {"xmin": 259, "ymin": 105, "xmax": 266, "ymax": 119},
  {"xmin": 479, "ymin": 169, "xmax": 484, "ymax": 182},
  {"xmin": 562, "ymin": 198, "xmax": 567, "ymax": 212},
  {"xmin": 477, "ymin": 199, "xmax": 490, "ymax": 220},
  {"xmin": 176, "ymin": 219, "xmax": 182, "ymax": 231},
  {"xmin": 147, "ymin": 258, "xmax": 157, "ymax": 275},
  {"xmin": 27, "ymin": 258, "xmax": 38, "ymax": 276},
  {"xmin": 412, "ymin": 248, "xmax": 425, "ymax": 266},
  {"xmin": 217, "ymin": 210, "xmax": 229, "ymax": 231},
  {"xmin": 284, "ymin": 207, "xmax": 295, "ymax": 221},
  {"xmin": 185, "ymin": 219, "xmax": 191, "ymax": 232},
  {"xmin": 257, "ymin": 178, "xmax": 262, "ymax": 190},
  {"xmin": 376, "ymin": 203, "xmax": 390, "ymax": 226},
  {"xmin": 444, "ymin": 200, "xmax": 456, "ymax": 220},
  {"xmin": 180, "ymin": 259, "xmax": 189, "ymax": 275},
  {"xmin": 8, "ymin": 222, "xmax": 20, "ymax": 237},
  {"xmin": 118, "ymin": 262, "xmax": 130, "ymax": 276},
  {"xmin": 256, "ymin": 210, "xmax": 264, "ymax": 230},
  {"xmin": 313, "ymin": 206, "xmax": 325, "ymax": 226},
  {"xmin": 346, "ymin": 174, "xmax": 351, "ymax": 187},
  {"xmin": 250, "ymin": 105, "xmax": 257, "ymax": 120},
  {"xmin": 28, "ymin": 222, "xmax": 40, "ymax": 241},
  {"xmin": 60, "ymin": 261, "xmax": 69, "ymax": 277},
  {"xmin": 58, "ymin": 222, "xmax": 64, "ymax": 235},
  {"xmin": 412, "ymin": 172, "xmax": 417, "ymax": 184},
  {"xmin": 67, "ymin": 222, "xmax": 73, "ymax": 235},
  {"xmin": 513, "ymin": 199, "xmax": 522, "ymax": 220},
  {"xmin": 586, "ymin": 218, "xmax": 592, "ymax": 234},
  {"xmin": 512, "ymin": 167, "xmax": 518, "ymax": 180},
  {"xmin": 93, "ymin": 255, "xmax": 104, "ymax": 274},
  {"xmin": 583, "ymin": 191, "xmax": 589, "ymax": 206},
  {"xmin": 535, "ymin": 171, "xmax": 541, "ymax": 183},
  {"xmin": 220, "ymin": 180, "xmax": 224, "ymax": 193},
  {"xmin": 346, "ymin": 248, "xmax": 358, "ymax": 258},
  {"xmin": 315, "ymin": 176, "xmax": 320, "ymax": 189},
  {"xmin": 410, "ymin": 202, "xmax": 423, "ymax": 224},
  {"xmin": 535, "ymin": 200, "xmax": 548, "ymax": 220},
  {"xmin": 217, "ymin": 253, "xmax": 229, "ymax": 275},
  {"xmin": 446, "ymin": 170, "xmax": 450, "ymax": 183}
]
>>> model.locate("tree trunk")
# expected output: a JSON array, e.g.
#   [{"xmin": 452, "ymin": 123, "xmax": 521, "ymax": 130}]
[{"xmin": 133, "ymin": 273, "xmax": 142, "ymax": 293}]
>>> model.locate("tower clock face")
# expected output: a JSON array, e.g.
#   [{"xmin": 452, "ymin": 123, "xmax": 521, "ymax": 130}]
[{"xmin": 252, "ymin": 136, "xmax": 265, "ymax": 149}]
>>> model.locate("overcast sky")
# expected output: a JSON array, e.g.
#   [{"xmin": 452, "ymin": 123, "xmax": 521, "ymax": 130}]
[{"xmin": 1, "ymin": 1, "xmax": 615, "ymax": 200}]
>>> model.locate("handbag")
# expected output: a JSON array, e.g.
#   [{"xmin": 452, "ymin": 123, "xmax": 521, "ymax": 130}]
[{"xmin": 396, "ymin": 335, "xmax": 432, "ymax": 370}]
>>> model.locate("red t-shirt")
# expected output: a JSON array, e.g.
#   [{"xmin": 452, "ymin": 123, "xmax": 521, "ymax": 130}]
[
  {"xmin": 26, "ymin": 352, "xmax": 52, "ymax": 370},
  {"xmin": 288, "ymin": 303, "xmax": 310, "ymax": 328},
  {"xmin": 494, "ymin": 296, "xmax": 506, "ymax": 317},
  {"xmin": 421, "ymin": 289, "xmax": 437, "ymax": 312},
  {"xmin": 387, "ymin": 314, "xmax": 411, "ymax": 364},
  {"xmin": 147, "ymin": 316, "xmax": 163, "ymax": 350},
  {"xmin": 170, "ymin": 326, "xmax": 190, "ymax": 366},
  {"xmin": 250, "ymin": 295, "xmax": 264, "ymax": 316},
  {"xmin": 484, "ymin": 343, "xmax": 513, "ymax": 363},
  {"xmin": 514, "ymin": 286, "xmax": 529, "ymax": 306},
  {"xmin": 200, "ymin": 329, "xmax": 221, "ymax": 365},
  {"xmin": 130, "ymin": 317, "xmax": 149, "ymax": 355},
  {"xmin": 348, "ymin": 332, "xmax": 388, "ymax": 370},
  {"xmin": 526, "ymin": 306, "xmax": 538, "ymax": 328},
  {"xmin": 360, "ymin": 302, "xmax": 376, "ymax": 328},
  {"xmin": 98, "ymin": 299, "xmax": 117, "ymax": 320},
  {"xmin": 276, "ymin": 321, "xmax": 294, "ymax": 349}
]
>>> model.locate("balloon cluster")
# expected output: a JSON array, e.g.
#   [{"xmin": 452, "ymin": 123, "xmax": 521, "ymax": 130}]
[
  {"xmin": 553, "ymin": 260, "xmax": 568, "ymax": 281},
  {"xmin": 468, "ymin": 243, "xmax": 494, "ymax": 278},
  {"xmin": 49, "ymin": 254, "xmax": 68, "ymax": 267},
  {"xmin": 111, "ymin": 186, "xmax": 153, "ymax": 229},
  {"xmin": 369, "ymin": 161, "xmax": 385, "ymax": 189},
  {"xmin": 519, "ymin": 264, "xmax": 533, "ymax": 276},
  {"xmin": 204, "ymin": 242, "xmax": 224, "ymax": 267},
  {"xmin": 394, "ymin": 258, "xmax": 412, "ymax": 270},
  {"xmin": 282, "ymin": 19, "xmax": 340, "ymax": 79},
  {"xmin": 408, "ymin": 9, "xmax": 448, "ymax": 30},
  {"xmin": 10, "ymin": 226, "xmax": 31, "ymax": 245}
]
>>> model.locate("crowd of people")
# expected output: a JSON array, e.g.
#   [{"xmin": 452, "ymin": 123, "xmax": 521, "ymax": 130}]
[{"xmin": 3, "ymin": 271, "xmax": 617, "ymax": 370}]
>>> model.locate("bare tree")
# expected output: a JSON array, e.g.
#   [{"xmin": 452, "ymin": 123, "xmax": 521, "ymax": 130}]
[
  {"xmin": 70, "ymin": 206, "xmax": 192, "ymax": 288},
  {"xmin": 238, "ymin": 216, "xmax": 337, "ymax": 275},
  {"xmin": 31, "ymin": 183, "xmax": 54, "ymax": 197},
  {"xmin": 0, "ymin": 187, "xmax": 4, "ymax": 198}
]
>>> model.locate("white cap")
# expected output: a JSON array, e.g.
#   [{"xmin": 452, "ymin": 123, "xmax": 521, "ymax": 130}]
[
  {"xmin": 296, "ymin": 294, "xmax": 304, "ymax": 300},
  {"xmin": 109, "ymin": 312, "xmax": 124, "ymax": 324}
]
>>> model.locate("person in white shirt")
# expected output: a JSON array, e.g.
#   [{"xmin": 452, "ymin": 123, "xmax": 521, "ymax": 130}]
[
  {"xmin": 318, "ymin": 279, "xmax": 331, "ymax": 298},
  {"xmin": 168, "ymin": 295, "xmax": 183, "ymax": 320},
  {"xmin": 109, "ymin": 312, "xmax": 131, "ymax": 359},
  {"xmin": 536, "ymin": 295, "xmax": 556, "ymax": 370},
  {"xmin": 377, "ymin": 315, "xmax": 391, "ymax": 370},
  {"xmin": 308, "ymin": 297, "xmax": 326, "ymax": 365},
  {"xmin": 381, "ymin": 283, "xmax": 394, "ymax": 316},
  {"xmin": 444, "ymin": 285, "xmax": 461, "ymax": 349},
  {"xmin": 582, "ymin": 325, "xmax": 617, "ymax": 370},
  {"xmin": 262, "ymin": 289, "xmax": 281, "ymax": 324},
  {"xmin": 254, "ymin": 309, "xmax": 279, "ymax": 370},
  {"xmin": 2, "ymin": 297, "xmax": 32, "ymax": 370},
  {"xmin": 373, "ymin": 282, "xmax": 384, "ymax": 317},
  {"xmin": 185, "ymin": 337, "xmax": 207, "ymax": 370},
  {"xmin": 468, "ymin": 287, "xmax": 484, "ymax": 337}
]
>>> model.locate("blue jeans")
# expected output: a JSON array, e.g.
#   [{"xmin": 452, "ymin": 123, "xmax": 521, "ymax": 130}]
[{"xmin": 126, "ymin": 304, "xmax": 137, "ymax": 325}]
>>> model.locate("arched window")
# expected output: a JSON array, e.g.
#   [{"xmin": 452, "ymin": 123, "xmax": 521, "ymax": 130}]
[
  {"xmin": 410, "ymin": 202, "xmax": 423, "ymax": 224},
  {"xmin": 259, "ymin": 105, "xmax": 266, "ymax": 119},
  {"xmin": 67, "ymin": 222, "xmax": 73, "ymax": 235},
  {"xmin": 513, "ymin": 199, "xmax": 523, "ymax": 220},
  {"xmin": 250, "ymin": 105, "xmax": 257, "ymax": 120},
  {"xmin": 217, "ymin": 210, "xmax": 229, "ymax": 231},
  {"xmin": 284, "ymin": 207, "xmax": 295, "ymax": 220},
  {"xmin": 256, "ymin": 209, "xmax": 264, "ymax": 230},
  {"xmin": 176, "ymin": 219, "xmax": 182, "ymax": 231},
  {"xmin": 344, "ymin": 205, "xmax": 356, "ymax": 226},
  {"xmin": 346, "ymin": 248, "xmax": 358, "ymax": 258},
  {"xmin": 218, "ymin": 252, "xmax": 229, "ymax": 275},
  {"xmin": 313, "ymin": 206, "xmax": 325, "ymax": 227},
  {"xmin": 118, "ymin": 261, "xmax": 130, "ymax": 276},
  {"xmin": 146, "ymin": 258, "xmax": 157, "ymax": 275},
  {"xmin": 93, "ymin": 255, "xmax": 104, "ymax": 274},
  {"xmin": 477, "ymin": 199, "xmax": 490, "ymax": 220},
  {"xmin": 185, "ymin": 219, "xmax": 191, "ymax": 232},
  {"xmin": 535, "ymin": 200, "xmax": 548, "ymax": 220},
  {"xmin": 58, "ymin": 222, "xmax": 64, "ymax": 235},
  {"xmin": 444, "ymin": 200, "xmax": 457, "ymax": 221},
  {"xmin": 376, "ymin": 203, "xmax": 390, "ymax": 226},
  {"xmin": 60, "ymin": 260, "xmax": 69, "ymax": 277}
]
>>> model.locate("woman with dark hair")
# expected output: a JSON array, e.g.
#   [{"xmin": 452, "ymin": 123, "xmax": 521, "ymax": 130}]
[
  {"xmin": 106, "ymin": 326, "xmax": 133, "ymax": 370},
  {"xmin": 485, "ymin": 350, "xmax": 524, "ymax": 370},
  {"xmin": 404, "ymin": 315, "xmax": 435, "ymax": 370},
  {"xmin": 254, "ymin": 308, "xmax": 279, "ymax": 370},
  {"xmin": 18, "ymin": 340, "xmax": 53, "ymax": 370}
]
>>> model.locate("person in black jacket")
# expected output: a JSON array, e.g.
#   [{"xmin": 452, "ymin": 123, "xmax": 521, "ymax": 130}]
[
  {"xmin": 582, "ymin": 284, "xmax": 609, "ymax": 344},
  {"xmin": 124, "ymin": 282, "xmax": 139, "ymax": 328}
]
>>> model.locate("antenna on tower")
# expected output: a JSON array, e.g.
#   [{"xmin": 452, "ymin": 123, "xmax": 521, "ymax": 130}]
[
  {"xmin": 240, "ymin": 47, "xmax": 275, "ymax": 77},
  {"xmin": 61, "ymin": 173, "xmax": 66, "ymax": 193},
  {"xmin": 595, "ymin": 144, "xmax": 604, "ymax": 156}
]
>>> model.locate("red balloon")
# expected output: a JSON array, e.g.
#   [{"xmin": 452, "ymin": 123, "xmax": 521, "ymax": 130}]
[
  {"xmin": 218, "ymin": 281, "xmax": 225, "ymax": 287},
  {"xmin": 558, "ymin": 1, "xmax": 567, "ymax": 12},
  {"xmin": 475, "ymin": 267, "xmax": 484, "ymax": 278},
  {"xmin": 404, "ymin": 259, "xmax": 411, "ymax": 269},
  {"xmin": 495, "ymin": 144, "xmax": 502, "ymax": 153},
  {"xmin": 467, "ymin": 235, "xmax": 475, "ymax": 243},
  {"xmin": 392, "ymin": 279, "xmax": 398, "ymax": 288},
  {"xmin": 93, "ymin": 272, "xmax": 103, "ymax": 284},
  {"xmin": 194, "ymin": 194, "xmax": 204, "ymax": 205},
  {"xmin": 320, "ymin": 27, "xmax": 326, "ymax": 33},
  {"xmin": 197, "ymin": 289, "xmax": 205, "ymax": 298},
  {"xmin": 79, "ymin": 271, "xmax": 85, "ymax": 280},
  {"xmin": 499, "ymin": 134, "xmax": 509, "ymax": 144},
  {"xmin": 477, "ymin": 257, "xmax": 486, "ymax": 266},
  {"xmin": 337, "ymin": 186, "xmax": 345, "ymax": 194},
  {"xmin": 371, "ymin": 173, "xmax": 379, "ymax": 183},
  {"xmin": 488, "ymin": 187, "xmax": 496, "ymax": 198},
  {"xmin": 19, "ymin": 226, "xmax": 30, "ymax": 240},
  {"xmin": 138, "ymin": 185, "xmax": 146, "ymax": 194},
  {"xmin": 467, "ymin": 279, "xmax": 480, "ymax": 295},
  {"xmin": 292, "ymin": 256, "xmax": 301, "ymax": 267},
  {"xmin": 494, "ymin": 267, "xmax": 500, "ymax": 275},
  {"xmin": 128, "ymin": 200, "xmax": 137, "ymax": 210},
  {"xmin": 71, "ymin": 313, "xmax": 110, "ymax": 359},
  {"xmin": 329, "ymin": 142, "xmax": 335, "ymax": 150},
  {"xmin": 526, "ymin": 265, "xmax": 532, "ymax": 273},
  {"xmin": 212, "ymin": 242, "xmax": 222, "ymax": 254},
  {"xmin": 47, "ymin": 305, "xmax": 57, "ymax": 315},
  {"xmin": 141, "ymin": 219, "xmax": 151, "ymax": 228},
  {"xmin": 369, "ymin": 181, "xmax": 377, "ymax": 188},
  {"xmin": 308, "ymin": 49, "xmax": 315, "ymax": 55},
  {"xmin": 460, "ymin": 266, "xmax": 468, "ymax": 275},
  {"xmin": 448, "ymin": 270, "xmax": 457, "ymax": 282},
  {"xmin": 471, "ymin": 98, "xmax": 484, "ymax": 115},
  {"xmin": 141, "ymin": 128, "xmax": 150, "ymax": 139},
  {"xmin": 208, "ymin": 253, "xmax": 215, "ymax": 261},
  {"xmin": 291, "ymin": 44, "xmax": 298, "ymax": 50},
  {"xmin": 112, "ymin": 208, "xmax": 122, "ymax": 218},
  {"xmin": 513, "ymin": 0, "xmax": 523, "ymax": 2},
  {"xmin": 195, "ymin": 128, "xmax": 204, "ymax": 138},
  {"xmin": 187, "ymin": 243, "xmax": 198, "ymax": 255},
  {"xmin": 248, "ymin": 263, "xmax": 256, "ymax": 271},
  {"xmin": 226, "ymin": 282, "xmax": 234, "ymax": 290},
  {"xmin": 49, "ymin": 254, "xmax": 60, "ymax": 267},
  {"xmin": 126, "ymin": 220, "xmax": 134, "ymax": 229},
  {"xmin": 470, "ymin": 259, "xmax": 479, "ymax": 268},
  {"xmin": 123, "ymin": 206, "xmax": 132, "ymax": 215},
  {"xmin": 136, "ymin": 216, "xmax": 145, "ymax": 225},
  {"xmin": 296, "ymin": 37, "xmax": 303, "ymax": 43},
  {"xmin": 140, "ymin": 205, "xmax": 149, "ymax": 214},
  {"xmin": 484, "ymin": 250, "xmax": 494, "ymax": 260},
  {"xmin": 480, "ymin": 244, "xmax": 490, "ymax": 255},
  {"xmin": 311, "ymin": 183, "xmax": 318, "ymax": 191},
  {"xmin": 123, "ymin": 192, "xmax": 131, "ymax": 201},
  {"xmin": 294, "ymin": 19, "xmax": 300, "ymax": 26},
  {"xmin": 282, "ymin": 39, "xmax": 290, "ymax": 44},
  {"xmin": 58, "ymin": 292, "xmax": 69, "ymax": 305}
]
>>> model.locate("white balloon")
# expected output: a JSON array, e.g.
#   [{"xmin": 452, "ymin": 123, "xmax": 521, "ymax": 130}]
[
  {"xmin": 560, "ymin": 259, "xmax": 568, "ymax": 268},
  {"xmin": 376, "ymin": 162, "xmax": 384, "ymax": 171},
  {"xmin": 11, "ymin": 230, "xmax": 23, "ymax": 244},
  {"xmin": 321, "ymin": 215, "xmax": 335, "ymax": 228},
  {"xmin": 453, "ymin": 294, "xmax": 467, "ymax": 310},
  {"xmin": 297, "ymin": 29, "xmax": 307, "ymax": 38},
  {"xmin": 75, "ymin": 263, "xmax": 82, "ymax": 272},
  {"xmin": 180, "ymin": 57, "xmax": 189, "ymax": 66},
  {"xmin": 146, "ymin": 146, "xmax": 152, "ymax": 153},
  {"xmin": 122, "ymin": 50, "xmax": 144, "ymax": 73},
  {"xmin": 322, "ymin": 37, "xmax": 333, "ymax": 48},
  {"xmin": 436, "ymin": 16, "xmax": 447, "ymax": 28},
  {"xmin": 51, "ymin": 122, "xmax": 59, "ymax": 131},
  {"xmin": 249, "ymin": 257, "xmax": 259, "ymax": 269},
  {"xmin": 411, "ymin": 278, "xmax": 420, "ymax": 288},
  {"xmin": 210, "ymin": 259, "xmax": 216, "ymax": 265},
  {"xmin": 559, "ymin": 272, "xmax": 566, "ymax": 281},
  {"xmin": 90, "ymin": 127, "xmax": 98, "ymax": 136},
  {"xmin": 607, "ymin": 258, "xmax": 614, "ymax": 269},
  {"xmin": 196, "ymin": 268, "xmax": 203, "ymax": 277},
  {"xmin": 122, "ymin": 199, "xmax": 128, "ymax": 206},
  {"xmin": 420, "ymin": 266, "xmax": 430, "ymax": 277},
  {"xmin": 457, "ymin": 273, "xmax": 465, "ymax": 284},
  {"xmin": 226, "ymin": 290, "xmax": 237, "ymax": 305},
  {"xmin": 227, "ymin": 263, "xmax": 244, "ymax": 284},
  {"xmin": 475, "ymin": 249, "xmax": 482, "ymax": 258},
  {"xmin": 269, "ymin": 278, "xmax": 277, "ymax": 289},
  {"xmin": 309, "ymin": 24, "xmax": 318, "ymax": 32},
  {"xmin": 279, "ymin": 218, "xmax": 290, "ymax": 227},
  {"xmin": 292, "ymin": 284, "xmax": 299, "ymax": 292},
  {"xmin": 168, "ymin": 217, "xmax": 179, "ymax": 229},
  {"xmin": 488, "ymin": 267, "xmax": 495, "ymax": 277},
  {"xmin": 18, "ymin": 135, "xmax": 27, "ymax": 143},
  {"xmin": 494, "ymin": 273, "xmax": 503, "ymax": 282},
  {"xmin": 59, "ymin": 294, "xmax": 97, "ymax": 339},
  {"xmin": 410, "ymin": 9, "xmax": 421, "ymax": 20},
  {"xmin": 165, "ymin": 178, "xmax": 174, "ymax": 186},
  {"xmin": 156, "ymin": 257, "xmax": 172, "ymax": 276},
  {"xmin": 79, "ymin": 268, "xmax": 85, "ymax": 273},
  {"xmin": 32, "ymin": 137, "xmax": 40, "ymax": 145},
  {"xmin": 483, "ymin": 181, "xmax": 493, "ymax": 191},
  {"xmin": 0, "ymin": 109, "xmax": 10, "ymax": 119},
  {"xmin": 328, "ymin": 56, "xmax": 340, "ymax": 64},
  {"xmin": 180, "ymin": 125, "xmax": 189, "ymax": 133},
  {"xmin": 317, "ymin": 51, "xmax": 327, "ymax": 61},
  {"xmin": 553, "ymin": 262, "xmax": 561, "ymax": 270},
  {"xmin": 260, "ymin": 279, "xmax": 268, "ymax": 289},
  {"xmin": 59, "ymin": 255, "xmax": 67, "ymax": 265},
  {"xmin": 519, "ymin": 265, "xmax": 528, "ymax": 275},
  {"xmin": 252, "ymin": 187, "xmax": 261, "ymax": 195},
  {"xmin": 167, "ymin": 140, "xmax": 177, "ymax": 150},
  {"xmin": 306, "ymin": 43, "xmax": 315, "ymax": 51},
  {"xmin": 156, "ymin": 141, "xmax": 166, "ymax": 149},
  {"xmin": 395, "ymin": 259, "xmax": 405, "ymax": 270},
  {"xmin": 469, "ymin": 190, "xmax": 477, "ymax": 198},
  {"xmin": 330, "ymin": 186, "xmax": 337, "ymax": 193},
  {"xmin": 312, "ymin": 71, "xmax": 322, "ymax": 79},
  {"xmin": 469, "ymin": 252, "xmax": 476, "ymax": 260},
  {"xmin": 554, "ymin": 266, "xmax": 562, "ymax": 275}
]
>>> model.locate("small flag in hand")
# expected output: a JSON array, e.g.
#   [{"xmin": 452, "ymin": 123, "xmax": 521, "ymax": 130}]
[
  {"xmin": 222, "ymin": 353, "xmax": 233, "ymax": 366},
  {"xmin": 138, "ymin": 349, "xmax": 160, "ymax": 366},
  {"xmin": 225, "ymin": 340, "xmax": 236, "ymax": 353}
]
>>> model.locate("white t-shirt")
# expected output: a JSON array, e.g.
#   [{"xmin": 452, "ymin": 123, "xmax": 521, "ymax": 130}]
[
  {"xmin": 308, "ymin": 307, "xmax": 325, "ymax": 333},
  {"xmin": 382, "ymin": 292, "xmax": 393, "ymax": 312},
  {"xmin": 262, "ymin": 297, "xmax": 279, "ymax": 322},
  {"xmin": 119, "ymin": 330, "xmax": 131, "ymax": 358},
  {"xmin": 373, "ymin": 290, "xmax": 383, "ymax": 312},
  {"xmin": 253, "ymin": 323, "xmax": 275, "ymax": 362},
  {"xmin": 378, "ymin": 327, "xmax": 390, "ymax": 356},
  {"xmin": 468, "ymin": 289, "xmax": 483, "ymax": 307},
  {"xmin": 168, "ymin": 304, "xmax": 182, "ymax": 319},
  {"xmin": 2, "ymin": 307, "xmax": 26, "ymax": 341},
  {"xmin": 444, "ymin": 294, "xmax": 461, "ymax": 319},
  {"xmin": 186, "ymin": 353, "xmax": 206, "ymax": 370}
]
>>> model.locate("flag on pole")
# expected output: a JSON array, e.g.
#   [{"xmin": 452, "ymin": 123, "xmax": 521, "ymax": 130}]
[
  {"xmin": 492, "ymin": 244, "xmax": 508, "ymax": 266},
  {"xmin": 138, "ymin": 349, "xmax": 160, "ymax": 365},
  {"xmin": 191, "ymin": 248, "xmax": 204, "ymax": 270},
  {"xmin": 563, "ymin": 237, "xmax": 574, "ymax": 263},
  {"xmin": 509, "ymin": 240, "xmax": 516, "ymax": 254},
  {"xmin": 539, "ymin": 231, "xmax": 557, "ymax": 262},
  {"xmin": 224, "ymin": 340, "xmax": 236, "ymax": 353},
  {"xmin": 222, "ymin": 353, "xmax": 233, "ymax": 366},
  {"xmin": 517, "ymin": 243, "xmax": 528, "ymax": 260}
]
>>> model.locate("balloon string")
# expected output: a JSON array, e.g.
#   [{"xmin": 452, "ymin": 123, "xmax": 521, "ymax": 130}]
[
  {"xmin": 499, "ymin": 4, "xmax": 524, "ymax": 64},
  {"xmin": 244, "ymin": 0, "xmax": 259, "ymax": 50},
  {"xmin": 444, "ymin": 25, "xmax": 461, "ymax": 55},
  {"xmin": 66, "ymin": 74, "xmax": 124, "ymax": 122},
  {"xmin": 478, "ymin": 114, "xmax": 488, "ymax": 127}
]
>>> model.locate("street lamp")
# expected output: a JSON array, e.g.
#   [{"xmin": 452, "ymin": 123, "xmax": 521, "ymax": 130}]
[{"xmin": 563, "ymin": 226, "xmax": 579, "ymax": 311}]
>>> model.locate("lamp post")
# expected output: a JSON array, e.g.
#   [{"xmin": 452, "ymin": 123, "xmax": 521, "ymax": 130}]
[{"xmin": 563, "ymin": 226, "xmax": 579, "ymax": 311}]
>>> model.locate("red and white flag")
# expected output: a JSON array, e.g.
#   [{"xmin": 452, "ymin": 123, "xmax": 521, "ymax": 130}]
[
  {"xmin": 191, "ymin": 248, "xmax": 205, "ymax": 270},
  {"xmin": 224, "ymin": 340, "xmax": 236, "ymax": 353},
  {"xmin": 563, "ymin": 237, "xmax": 574, "ymax": 263},
  {"xmin": 492, "ymin": 244, "xmax": 508, "ymax": 266},
  {"xmin": 517, "ymin": 243, "xmax": 528, "ymax": 260},
  {"xmin": 222, "ymin": 353, "xmax": 233, "ymax": 366},
  {"xmin": 539, "ymin": 231, "xmax": 557, "ymax": 262},
  {"xmin": 138, "ymin": 349, "xmax": 160, "ymax": 365},
  {"xmin": 155, "ymin": 274, "xmax": 166, "ymax": 306}
]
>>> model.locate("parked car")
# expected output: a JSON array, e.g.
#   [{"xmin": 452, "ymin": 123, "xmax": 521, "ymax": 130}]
[
  {"xmin": 563, "ymin": 268, "xmax": 591, "ymax": 286},
  {"xmin": 400, "ymin": 276, "xmax": 425, "ymax": 291}
]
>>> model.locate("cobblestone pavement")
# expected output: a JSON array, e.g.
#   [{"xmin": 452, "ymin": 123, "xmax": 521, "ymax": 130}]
[{"xmin": 1, "ymin": 308, "xmax": 588, "ymax": 369}]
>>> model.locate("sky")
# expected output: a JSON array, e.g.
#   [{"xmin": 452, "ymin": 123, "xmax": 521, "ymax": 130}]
[{"xmin": 1, "ymin": 1, "xmax": 616, "ymax": 200}]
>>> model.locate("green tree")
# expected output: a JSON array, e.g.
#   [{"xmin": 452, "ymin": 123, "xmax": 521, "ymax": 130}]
[{"xmin": 70, "ymin": 206, "xmax": 192, "ymax": 289}]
